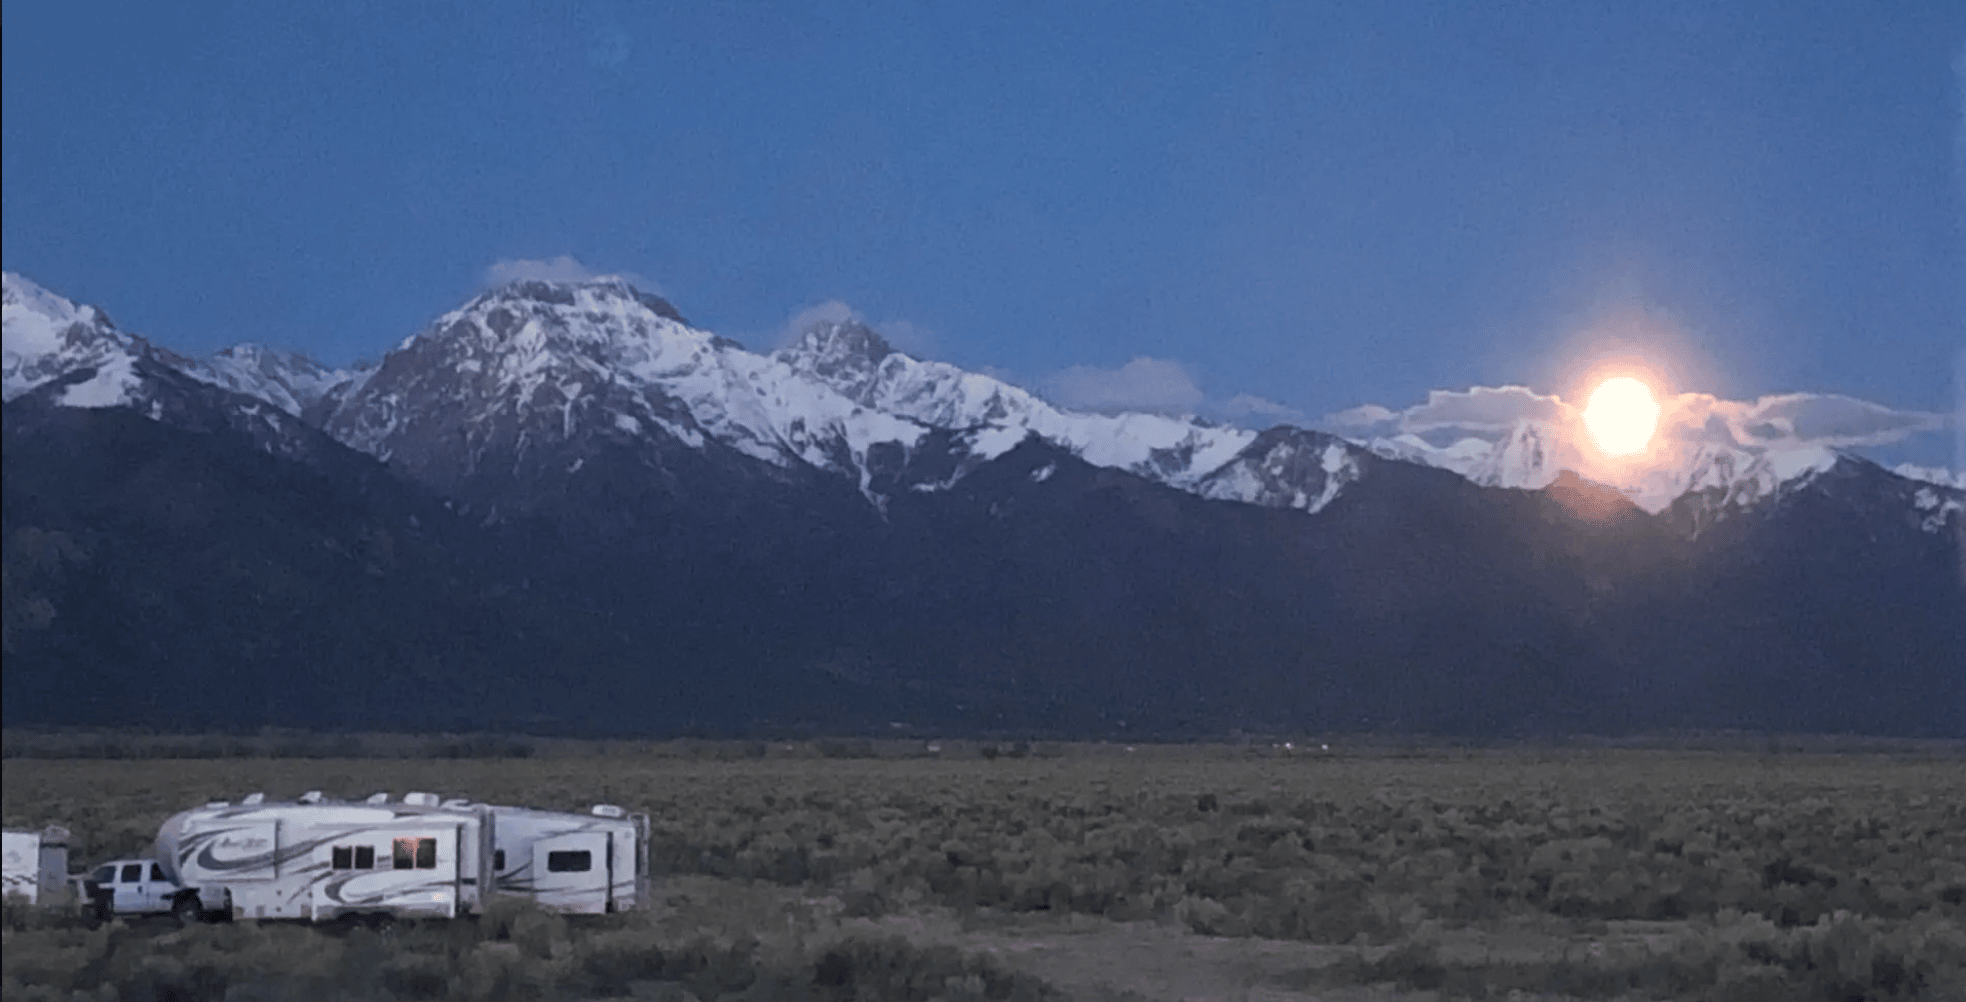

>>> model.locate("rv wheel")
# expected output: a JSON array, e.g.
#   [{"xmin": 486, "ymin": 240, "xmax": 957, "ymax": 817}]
[{"xmin": 173, "ymin": 895, "xmax": 204, "ymax": 925}]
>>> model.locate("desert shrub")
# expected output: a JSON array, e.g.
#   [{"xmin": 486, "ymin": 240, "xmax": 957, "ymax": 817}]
[
  {"xmin": 6, "ymin": 749, "xmax": 1963, "ymax": 996},
  {"xmin": 1347, "ymin": 939, "xmax": 1448, "ymax": 991},
  {"xmin": 817, "ymin": 740, "xmax": 875, "ymax": 760},
  {"xmin": 0, "ymin": 919, "xmax": 1057, "ymax": 1002},
  {"xmin": 807, "ymin": 934, "xmax": 1050, "ymax": 1002}
]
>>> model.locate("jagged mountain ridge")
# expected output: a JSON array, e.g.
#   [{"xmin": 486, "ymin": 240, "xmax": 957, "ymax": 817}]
[
  {"xmin": 3, "ymin": 273, "xmax": 365, "ymax": 420},
  {"xmin": 315, "ymin": 280, "xmax": 1028, "ymax": 514},
  {"xmin": 4, "ymin": 273, "xmax": 152, "ymax": 408},
  {"xmin": 7, "ymin": 271, "xmax": 1958, "ymax": 533},
  {"xmin": 775, "ymin": 319, "xmax": 1268, "ymax": 495},
  {"xmin": 1360, "ymin": 410, "xmax": 1965, "ymax": 527},
  {"xmin": 192, "ymin": 344, "xmax": 360, "ymax": 417},
  {"xmin": 3, "ymin": 271, "xmax": 1962, "ymax": 736}
]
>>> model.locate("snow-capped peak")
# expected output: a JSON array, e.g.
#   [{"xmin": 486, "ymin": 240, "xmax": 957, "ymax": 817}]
[
  {"xmin": 775, "ymin": 324, "xmax": 1256, "ymax": 489},
  {"xmin": 1365, "ymin": 420, "xmax": 1581, "ymax": 494},
  {"xmin": 188, "ymin": 344, "xmax": 359, "ymax": 416},
  {"xmin": 3, "ymin": 272, "xmax": 98, "ymax": 343},
  {"xmin": 1676, "ymin": 442, "xmax": 1838, "ymax": 510},
  {"xmin": 479, "ymin": 277, "xmax": 688, "ymax": 323},
  {"xmin": 1362, "ymin": 414, "xmax": 1872, "ymax": 519},
  {"xmin": 780, "ymin": 319, "xmax": 896, "ymax": 401},
  {"xmin": 3, "ymin": 271, "xmax": 146, "ymax": 407},
  {"xmin": 1466, "ymin": 420, "xmax": 1575, "ymax": 491},
  {"xmin": 1196, "ymin": 427, "xmax": 1365, "ymax": 513},
  {"xmin": 323, "ymin": 277, "xmax": 947, "ymax": 502}
]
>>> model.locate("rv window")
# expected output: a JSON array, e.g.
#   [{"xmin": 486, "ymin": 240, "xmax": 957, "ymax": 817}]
[
  {"xmin": 355, "ymin": 845, "xmax": 375, "ymax": 869},
  {"xmin": 120, "ymin": 864, "xmax": 142, "ymax": 883},
  {"xmin": 546, "ymin": 850, "xmax": 591, "ymax": 873},
  {"xmin": 415, "ymin": 838, "xmax": 436, "ymax": 869},
  {"xmin": 332, "ymin": 846, "xmax": 352, "ymax": 869},
  {"xmin": 150, "ymin": 863, "xmax": 166, "ymax": 882},
  {"xmin": 493, "ymin": 849, "xmax": 505, "ymax": 870},
  {"xmin": 393, "ymin": 838, "xmax": 415, "ymax": 870}
]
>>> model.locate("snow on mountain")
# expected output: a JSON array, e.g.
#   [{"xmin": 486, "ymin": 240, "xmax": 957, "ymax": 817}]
[
  {"xmin": 1364, "ymin": 420, "xmax": 1582, "ymax": 495},
  {"xmin": 1464, "ymin": 421, "xmax": 1577, "ymax": 492},
  {"xmin": 1665, "ymin": 443, "xmax": 1841, "ymax": 536},
  {"xmin": 1909, "ymin": 483, "xmax": 1964, "ymax": 534},
  {"xmin": 776, "ymin": 319, "xmax": 1256, "ymax": 489},
  {"xmin": 1366, "ymin": 433, "xmax": 1493, "ymax": 470},
  {"xmin": 1361, "ymin": 413, "xmax": 1896, "ymax": 524},
  {"xmin": 2, "ymin": 275, "xmax": 345, "ymax": 463},
  {"xmin": 3, "ymin": 272, "xmax": 149, "ymax": 407},
  {"xmin": 4, "ymin": 272, "xmax": 366, "ymax": 421},
  {"xmin": 12, "ymin": 270, "xmax": 1953, "ymax": 536},
  {"xmin": 187, "ymin": 344, "xmax": 362, "ymax": 416},
  {"xmin": 321, "ymin": 279, "xmax": 960, "ymax": 502},
  {"xmin": 1895, "ymin": 463, "xmax": 1966, "ymax": 490},
  {"xmin": 1194, "ymin": 427, "xmax": 1365, "ymax": 513}
]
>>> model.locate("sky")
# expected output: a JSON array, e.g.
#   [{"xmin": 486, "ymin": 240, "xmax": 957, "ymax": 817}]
[{"xmin": 4, "ymin": 0, "xmax": 1963, "ymax": 470}]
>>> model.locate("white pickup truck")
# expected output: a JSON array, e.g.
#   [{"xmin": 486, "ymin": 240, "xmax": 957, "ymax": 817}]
[{"xmin": 80, "ymin": 859, "xmax": 228, "ymax": 923}]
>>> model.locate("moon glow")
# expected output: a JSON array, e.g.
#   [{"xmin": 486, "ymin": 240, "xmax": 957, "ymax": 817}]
[{"xmin": 1582, "ymin": 377, "xmax": 1660, "ymax": 456}]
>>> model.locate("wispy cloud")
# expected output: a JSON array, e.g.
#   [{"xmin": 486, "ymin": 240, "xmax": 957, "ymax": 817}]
[
  {"xmin": 775, "ymin": 300, "xmax": 860, "ymax": 348},
  {"xmin": 1043, "ymin": 357, "xmax": 1206, "ymax": 415},
  {"xmin": 1324, "ymin": 385, "xmax": 1950, "ymax": 455},
  {"xmin": 1217, "ymin": 393, "xmax": 1305, "ymax": 423},
  {"xmin": 1327, "ymin": 386, "xmax": 1561, "ymax": 437},
  {"xmin": 484, "ymin": 256, "xmax": 598, "ymax": 286},
  {"xmin": 1685, "ymin": 393, "xmax": 1946, "ymax": 450},
  {"xmin": 1895, "ymin": 463, "xmax": 1965, "ymax": 489},
  {"xmin": 1034, "ymin": 358, "xmax": 1301, "ymax": 423},
  {"xmin": 776, "ymin": 300, "xmax": 937, "ymax": 357},
  {"xmin": 874, "ymin": 318, "xmax": 937, "ymax": 359},
  {"xmin": 483, "ymin": 256, "xmax": 662, "ymax": 295}
]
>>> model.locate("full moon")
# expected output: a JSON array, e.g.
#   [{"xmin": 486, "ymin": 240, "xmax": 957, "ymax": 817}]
[{"xmin": 1582, "ymin": 376, "xmax": 1660, "ymax": 456}]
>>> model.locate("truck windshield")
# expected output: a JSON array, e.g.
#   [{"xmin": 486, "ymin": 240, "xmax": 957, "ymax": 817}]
[{"xmin": 92, "ymin": 865, "xmax": 115, "ymax": 883}]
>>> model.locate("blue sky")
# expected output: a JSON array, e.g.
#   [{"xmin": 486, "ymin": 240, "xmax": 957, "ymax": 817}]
[{"xmin": 5, "ymin": 1, "xmax": 1962, "ymax": 468}]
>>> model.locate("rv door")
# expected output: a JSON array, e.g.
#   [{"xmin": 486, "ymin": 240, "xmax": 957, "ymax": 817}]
[{"xmin": 529, "ymin": 832, "xmax": 612, "ymax": 914}]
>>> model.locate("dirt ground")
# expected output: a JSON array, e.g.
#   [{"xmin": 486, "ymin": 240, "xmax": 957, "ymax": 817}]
[{"xmin": 652, "ymin": 875, "xmax": 1675, "ymax": 1002}]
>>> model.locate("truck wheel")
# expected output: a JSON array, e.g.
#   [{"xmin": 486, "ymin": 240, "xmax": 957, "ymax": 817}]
[{"xmin": 173, "ymin": 895, "xmax": 204, "ymax": 925}]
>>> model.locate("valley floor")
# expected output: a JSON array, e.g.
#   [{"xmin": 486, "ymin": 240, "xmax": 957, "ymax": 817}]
[{"xmin": 4, "ymin": 744, "xmax": 1963, "ymax": 1000}]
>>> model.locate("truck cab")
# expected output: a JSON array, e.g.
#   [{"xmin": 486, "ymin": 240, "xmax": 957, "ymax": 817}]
[{"xmin": 82, "ymin": 859, "xmax": 226, "ymax": 922}]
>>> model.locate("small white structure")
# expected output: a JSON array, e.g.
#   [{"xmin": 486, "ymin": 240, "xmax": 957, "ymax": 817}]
[{"xmin": 2, "ymin": 825, "xmax": 70, "ymax": 905}]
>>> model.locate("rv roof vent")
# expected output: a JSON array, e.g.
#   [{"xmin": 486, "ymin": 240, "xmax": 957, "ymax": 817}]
[
  {"xmin": 366, "ymin": 792, "xmax": 390, "ymax": 805},
  {"xmin": 440, "ymin": 798, "xmax": 470, "ymax": 809},
  {"xmin": 403, "ymin": 792, "xmax": 439, "ymax": 807},
  {"xmin": 242, "ymin": 792, "xmax": 265, "ymax": 805},
  {"xmin": 298, "ymin": 791, "xmax": 324, "ymax": 804},
  {"xmin": 591, "ymin": 804, "xmax": 626, "ymax": 818},
  {"xmin": 205, "ymin": 801, "xmax": 230, "ymax": 808}
]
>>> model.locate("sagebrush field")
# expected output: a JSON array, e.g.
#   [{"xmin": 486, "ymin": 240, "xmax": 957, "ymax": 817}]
[{"xmin": 4, "ymin": 740, "xmax": 1963, "ymax": 1000}]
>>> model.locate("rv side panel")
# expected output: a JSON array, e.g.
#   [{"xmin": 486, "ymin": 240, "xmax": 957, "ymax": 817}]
[{"xmin": 2, "ymin": 829, "xmax": 66, "ymax": 905}]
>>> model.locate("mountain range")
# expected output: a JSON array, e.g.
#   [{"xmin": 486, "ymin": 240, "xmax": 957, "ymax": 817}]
[{"xmin": 4, "ymin": 272, "xmax": 1961, "ymax": 737}]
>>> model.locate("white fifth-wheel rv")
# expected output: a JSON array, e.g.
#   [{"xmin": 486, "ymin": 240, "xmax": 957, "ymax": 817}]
[{"xmin": 136, "ymin": 791, "xmax": 648, "ymax": 922}]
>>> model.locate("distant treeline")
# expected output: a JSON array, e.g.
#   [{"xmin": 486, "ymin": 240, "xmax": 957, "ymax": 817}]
[{"xmin": 3, "ymin": 727, "xmax": 1962, "ymax": 762}]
